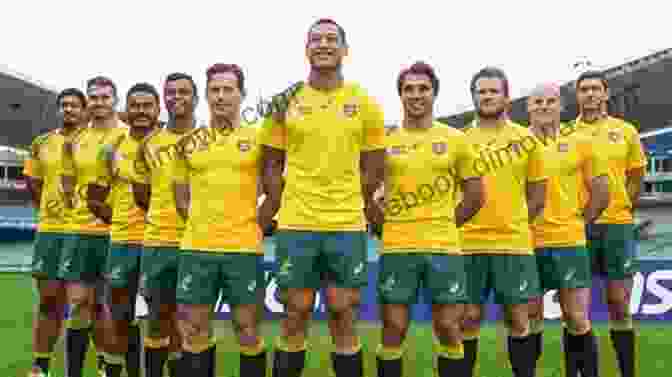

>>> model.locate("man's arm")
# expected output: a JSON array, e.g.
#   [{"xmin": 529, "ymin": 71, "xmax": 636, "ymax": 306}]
[
  {"xmin": 626, "ymin": 167, "xmax": 645, "ymax": 208},
  {"xmin": 456, "ymin": 177, "xmax": 486, "ymax": 227},
  {"xmin": 583, "ymin": 175, "xmax": 610, "ymax": 223},
  {"xmin": 361, "ymin": 149, "xmax": 385, "ymax": 226},
  {"xmin": 132, "ymin": 183, "xmax": 151, "ymax": 212},
  {"xmin": 173, "ymin": 182, "xmax": 190, "ymax": 221},
  {"xmin": 87, "ymin": 184, "xmax": 112, "ymax": 224},
  {"xmin": 27, "ymin": 177, "xmax": 43, "ymax": 209},
  {"xmin": 259, "ymin": 146, "xmax": 286, "ymax": 230},
  {"xmin": 526, "ymin": 181, "xmax": 547, "ymax": 222}
]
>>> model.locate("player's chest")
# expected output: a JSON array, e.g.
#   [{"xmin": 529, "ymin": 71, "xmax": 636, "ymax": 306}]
[
  {"xmin": 386, "ymin": 136, "xmax": 455, "ymax": 173},
  {"xmin": 187, "ymin": 135, "xmax": 259, "ymax": 172},
  {"xmin": 112, "ymin": 142, "xmax": 139, "ymax": 181},
  {"xmin": 39, "ymin": 140, "xmax": 64, "ymax": 169},
  {"xmin": 542, "ymin": 141, "xmax": 581, "ymax": 176},
  {"xmin": 469, "ymin": 132, "xmax": 530, "ymax": 172},
  {"xmin": 286, "ymin": 97, "xmax": 364, "ymax": 139},
  {"xmin": 592, "ymin": 127, "xmax": 629, "ymax": 160}
]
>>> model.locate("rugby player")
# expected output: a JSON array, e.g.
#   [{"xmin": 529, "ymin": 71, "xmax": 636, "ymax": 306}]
[
  {"xmin": 260, "ymin": 18, "xmax": 386, "ymax": 377},
  {"xmin": 173, "ymin": 63, "xmax": 267, "ymax": 376},
  {"xmin": 25, "ymin": 88, "xmax": 87, "ymax": 377},
  {"xmin": 573, "ymin": 71, "xmax": 647, "ymax": 377},
  {"xmin": 460, "ymin": 67, "xmax": 547, "ymax": 377},
  {"xmin": 58, "ymin": 76, "xmax": 128, "ymax": 377},
  {"xmin": 526, "ymin": 82, "xmax": 610, "ymax": 377},
  {"xmin": 88, "ymin": 83, "xmax": 161, "ymax": 377},
  {"xmin": 376, "ymin": 62, "xmax": 485, "ymax": 377},
  {"xmin": 132, "ymin": 72, "xmax": 199, "ymax": 377}
]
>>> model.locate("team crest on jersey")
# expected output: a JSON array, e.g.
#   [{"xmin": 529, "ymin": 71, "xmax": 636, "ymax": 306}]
[
  {"xmin": 387, "ymin": 146, "xmax": 402, "ymax": 155},
  {"xmin": 343, "ymin": 103, "xmax": 359, "ymax": 118},
  {"xmin": 608, "ymin": 130, "xmax": 622, "ymax": 142},
  {"xmin": 432, "ymin": 142, "xmax": 447, "ymax": 155},
  {"xmin": 237, "ymin": 140, "xmax": 252, "ymax": 152},
  {"xmin": 557, "ymin": 143, "xmax": 569, "ymax": 152}
]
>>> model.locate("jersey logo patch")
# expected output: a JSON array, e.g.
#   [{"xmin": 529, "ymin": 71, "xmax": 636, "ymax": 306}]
[
  {"xmin": 557, "ymin": 143, "xmax": 569, "ymax": 152},
  {"xmin": 608, "ymin": 130, "xmax": 622, "ymax": 142},
  {"xmin": 387, "ymin": 146, "xmax": 402, "ymax": 155},
  {"xmin": 343, "ymin": 103, "xmax": 359, "ymax": 118},
  {"xmin": 238, "ymin": 140, "xmax": 251, "ymax": 152},
  {"xmin": 432, "ymin": 142, "xmax": 447, "ymax": 155}
]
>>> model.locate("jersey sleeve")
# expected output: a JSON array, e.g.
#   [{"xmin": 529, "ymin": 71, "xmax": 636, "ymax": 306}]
[
  {"xmin": 361, "ymin": 95, "xmax": 386, "ymax": 151},
  {"xmin": 455, "ymin": 134, "xmax": 482, "ymax": 181},
  {"xmin": 527, "ymin": 131, "xmax": 547, "ymax": 183},
  {"xmin": 259, "ymin": 116, "xmax": 287, "ymax": 150},
  {"xmin": 626, "ymin": 128, "xmax": 647, "ymax": 170}
]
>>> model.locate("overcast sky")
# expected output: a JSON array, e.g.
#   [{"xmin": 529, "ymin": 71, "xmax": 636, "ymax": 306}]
[{"xmin": 2, "ymin": 0, "xmax": 669, "ymax": 125}]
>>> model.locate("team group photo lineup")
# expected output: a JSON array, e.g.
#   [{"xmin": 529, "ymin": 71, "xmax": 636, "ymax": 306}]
[{"xmin": 20, "ymin": 17, "xmax": 648, "ymax": 377}]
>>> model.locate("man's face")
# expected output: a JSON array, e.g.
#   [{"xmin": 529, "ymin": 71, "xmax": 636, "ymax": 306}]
[
  {"xmin": 164, "ymin": 78, "xmax": 195, "ymax": 117},
  {"xmin": 527, "ymin": 88, "xmax": 561, "ymax": 126},
  {"xmin": 126, "ymin": 93, "xmax": 159, "ymax": 129},
  {"xmin": 207, "ymin": 72, "xmax": 243, "ymax": 120},
  {"xmin": 576, "ymin": 78, "xmax": 608, "ymax": 112},
  {"xmin": 87, "ymin": 84, "xmax": 116, "ymax": 120},
  {"xmin": 474, "ymin": 77, "xmax": 508, "ymax": 119},
  {"xmin": 400, "ymin": 73, "xmax": 435, "ymax": 119},
  {"xmin": 59, "ymin": 95, "xmax": 85, "ymax": 126},
  {"xmin": 305, "ymin": 23, "xmax": 347, "ymax": 70}
]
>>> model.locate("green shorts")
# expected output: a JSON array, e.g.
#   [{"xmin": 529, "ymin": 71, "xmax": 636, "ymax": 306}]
[
  {"xmin": 58, "ymin": 234, "xmax": 110, "ymax": 283},
  {"xmin": 31, "ymin": 232, "xmax": 69, "ymax": 280},
  {"xmin": 586, "ymin": 223, "xmax": 637, "ymax": 280},
  {"xmin": 139, "ymin": 246, "xmax": 180, "ymax": 303},
  {"xmin": 535, "ymin": 247, "xmax": 592, "ymax": 291},
  {"xmin": 378, "ymin": 253, "xmax": 467, "ymax": 305},
  {"xmin": 464, "ymin": 254, "xmax": 540, "ymax": 305},
  {"xmin": 176, "ymin": 251, "xmax": 264, "ymax": 306},
  {"xmin": 105, "ymin": 243, "xmax": 143, "ymax": 290},
  {"xmin": 274, "ymin": 230, "xmax": 368, "ymax": 290}
]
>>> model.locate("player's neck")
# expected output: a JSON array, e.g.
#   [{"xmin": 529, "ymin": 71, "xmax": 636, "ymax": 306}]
[
  {"xmin": 579, "ymin": 109, "xmax": 607, "ymax": 124},
  {"xmin": 307, "ymin": 68, "xmax": 344, "ymax": 92},
  {"xmin": 476, "ymin": 116, "xmax": 505, "ymax": 129},
  {"xmin": 531, "ymin": 121, "xmax": 559, "ymax": 140},
  {"xmin": 172, "ymin": 115, "xmax": 195, "ymax": 133},
  {"xmin": 91, "ymin": 115, "xmax": 116, "ymax": 130},
  {"xmin": 403, "ymin": 114, "xmax": 433, "ymax": 130},
  {"xmin": 211, "ymin": 115, "xmax": 239, "ymax": 130},
  {"xmin": 61, "ymin": 123, "xmax": 77, "ymax": 136},
  {"xmin": 130, "ymin": 126, "xmax": 152, "ymax": 140}
]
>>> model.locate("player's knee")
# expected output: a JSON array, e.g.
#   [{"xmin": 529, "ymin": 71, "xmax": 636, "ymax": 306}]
[
  {"xmin": 285, "ymin": 289, "xmax": 315, "ymax": 314},
  {"xmin": 462, "ymin": 305, "xmax": 483, "ymax": 330},
  {"xmin": 565, "ymin": 311, "xmax": 590, "ymax": 334},
  {"xmin": 325, "ymin": 287, "xmax": 350, "ymax": 313},
  {"xmin": 433, "ymin": 316, "xmax": 461, "ymax": 341},
  {"xmin": 180, "ymin": 317, "xmax": 212, "ymax": 353},
  {"xmin": 37, "ymin": 300, "xmax": 64, "ymax": 321},
  {"xmin": 382, "ymin": 313, "xmax": 409, "ymax": 340},
  {"xmin": 528, "ymin": 297, "xmax": 544, "ymax": 320}
]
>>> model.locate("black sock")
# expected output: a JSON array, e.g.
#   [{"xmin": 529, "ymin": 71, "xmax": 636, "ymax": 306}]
[
  {"xmin": 331, "ymin": 351, "xmax": 363, "ymax": 377},
  {"xmin": 32, "ymin": 357, "xmax": 50, "ymax": 375},
  {"xmin": 182, "ymin": 347, "xmax": 215, "ymax": 377},
  {"xmin": 145, "ymin": 347, "xmax": 169, "ymax": 377},
  {"xmin": 377, "ymin": 357, "xmax": 402, "ymax": 377},
  {"xmin": 272, "ymin": 349, "xmax": 306, "ymax": 377},
  {"xmin": 610, "ymin": 329, "xmax": 635, "ymax": 377},
  {"xmin": 65, "ymin": 327, "xmax": 91, "ymax": 377},
  {"xmin": 567, "ymin": 330, "xmax": 599, "ymax": 377},
  {"xmin": 533, "ymin": 332, "xmax": 543, "ymax": 362},
  {"xmin": 104, "ymin": 362, "xmax": 123, "ymax": 377},
  {"xmin": 438, "ymin": 356, "xmax": 468, "ymax": 377},
  {"xmin": 507, "ymin": 336, "xmax": 536, "ymax": 377},
  {"xmin": 463, "ymin": 339, "xmax": 478, "ymax": 377},
  {"xmin": 126, "ymin": 325, "xmax": 141, "ymax": 377},
  {"xmin": 562, "ymin": 328, "xmax": 579, "ymax": 377},
  {"xmin": 168, "ymin": 354, "xmax": 183, "ymax": 377},
  {"xmin": 240, "ymin": 352, "xmax": 267, "ymax": 377}
]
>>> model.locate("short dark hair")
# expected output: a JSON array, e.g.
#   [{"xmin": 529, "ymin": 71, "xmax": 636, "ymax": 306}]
[
  {"xmin": 57, "ymin": 88, "xmax": 87, "ymax": 109},
  {"xmin": 86, "ymin": 76, "xmax": 117, "ymax": 97},
  {"xmin": 397, "ymin": 61, "xmax": 440, "ymax": 96},
  {"xmin": 470, "ymin": 66, "xmax": 509, "ymax": 97},
  {"xmin": 126, "ymin": 83, "xmax": 160, "ymax": 104},
  {"xmin": 205, "ymin": 63, "xmax": 246, "ymax": 96},
  {"xmin": 308, "ymin": 18, "xmax": 347, "ymax": 46},
  {"xmin": 165, "ymin": 72, "xmax": 198, "ymax": 95},
  {"xmin": 576, "ymin": 70, "xmax": 608, "ymax": 90}
]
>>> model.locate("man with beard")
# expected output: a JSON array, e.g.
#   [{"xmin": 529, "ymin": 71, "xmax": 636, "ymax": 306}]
[
  {"xmin": 24, "ymin": 88, "xmax": 87, "ymax": 377},
  {"xmin": 58, "ymin": 77, "xmax": 128, "ymax": 377},
  {"xmin": 376, "ymin": 62, "xmax": 485, "ymax": 377},
  {"xmin": 460, "ymin": 67, "xmax": 547, "ymax": 377},
  {"xmin": 259, "ymin": 18, "xmax": 386, "ymax": 377},
  {"xmin": 132, "ymin": 73, "xmax": 199, "ymax": 377},
  {"xmin": 87, "ymin": 83, "xmax": 161, "ymax": 377},
  {"xmin": 526, "ymin": 82, "xmax": 610, "ymax": 377},
  {"xmin": 173, "ymin": 63, "xmax": 267, "ymax": 377},
  {"xmin": 572, "ymin": 71, "xmax": 646, "ymax": 377}
]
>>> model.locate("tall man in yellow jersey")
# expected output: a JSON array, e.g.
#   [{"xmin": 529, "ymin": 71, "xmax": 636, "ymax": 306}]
[
  {"xmin": 376, "ymin": 62, "xmax": 485, "ymax": 377},
  {"xmin": 25, "ymin": 88, "xmax": 88, "ymax": 377},
  {"xmin": 88, "ymin": 83, "xmax": 161, "ymax": 377},
  {"xmin": 573, "ymin": 71, "xmax": 647, "ymax": 377},
  {"xmin": 173, "ymin": 63, "xmax": 267, "ymax": 377},
  {"xmin": 460, "ymin": 67, "xmax": 547, "ymax": 377},
  {"xmin": 260, "ymin": 18, "xmax": 386, "ymax": 377},
  {"xmin": 525, "ymin": 83, "xmax": 610, "ymax": 377},
  {"xmin": 133, "ymin": 72, "xmax": 198, "ymax": 377},
  {"xmin": 58, "ymin": 76, "xmax": 129, "ymax": 377}
]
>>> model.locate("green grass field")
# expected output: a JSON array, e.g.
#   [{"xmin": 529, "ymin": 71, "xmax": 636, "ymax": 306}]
[{"xmin": 0, "ymin": 272, "xmax": 669, "ymax": 377}]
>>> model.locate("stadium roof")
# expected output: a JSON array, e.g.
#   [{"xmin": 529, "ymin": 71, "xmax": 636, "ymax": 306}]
[
  {"xmin": 438, "ymin": 48, "xmax": 672, "ymax": 132},
  {"xmin": 0, "ymin": 64, "xmax": 61, "ymax": 149}
]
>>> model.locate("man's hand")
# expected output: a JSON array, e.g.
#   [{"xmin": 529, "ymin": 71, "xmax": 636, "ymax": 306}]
[
  {"xmin": 258, "ymin": 197, "xmax": 280, "ymax": 236},
  {"xmin": 364, "ymin": 201, "xmax": 384, "ymax": 229}
]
